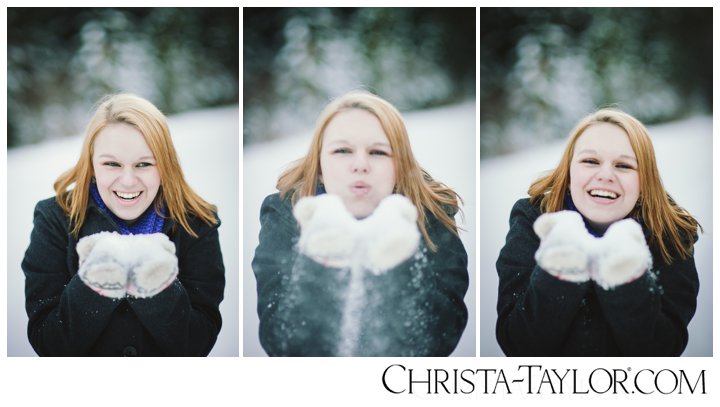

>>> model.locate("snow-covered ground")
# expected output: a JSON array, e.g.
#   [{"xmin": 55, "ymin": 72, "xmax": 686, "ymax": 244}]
[
  {"xmin": 6, "ymin": 105, "xmax": 240, "ymax": 357},
  {"xmin": 243, "ymin": 101, "xmax": 477, "ymax": 356},
  {"xmin": 480, "ymin": 116, "xmax": 713, "ymax": 356},
  {"xmin": 11, "ymin": 102, "xmax": 704, "ymax": 358}
]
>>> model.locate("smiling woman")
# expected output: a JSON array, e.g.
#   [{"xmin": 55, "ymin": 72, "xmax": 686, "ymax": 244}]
[
  {"xmin": 92, "ymin": 123, "xmax": 162, "ymax": 222},
  {"xmin": 21, "ymin": 93, "xmax": 226, "ymax": 356},
  {"xmin": 495, "ymin": 108, "xmax": 701, "ymax": 356},
  {"xmin": 569, "ymin": 123, "xmax": 640, "ymax": 232}
]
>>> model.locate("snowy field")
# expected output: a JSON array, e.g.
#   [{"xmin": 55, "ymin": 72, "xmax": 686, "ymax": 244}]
[
  {"xmin": 243, "ymin": 101, "xmax": 477, "ymax": 356},
  {"xmin": 480, "ymin": 116, "xmax": 713, "ymax": 356},
  {"xmin": 8, "ymin": 103, "xmax": 706, "ymax": 358},
  {"xmin": 6, "ymin": 105, "xmax": 240, "ymax": 357}
]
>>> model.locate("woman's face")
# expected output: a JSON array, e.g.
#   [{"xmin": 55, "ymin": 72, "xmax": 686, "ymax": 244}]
[
  {"xmin": 569, "ymin": 122, "xmax": 640, "ymax": 232},
  {"xmin": 92, "ymin": 123, "xmax": 161, "ymax": 221},
  {"xmin": 320, "ymin": 109, "xmax": 396, "ymax": 218}
]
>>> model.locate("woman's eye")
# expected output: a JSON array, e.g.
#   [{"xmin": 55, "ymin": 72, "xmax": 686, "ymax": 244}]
[
  {"xmin": 615, "ymin": 162, "xmax": 635, "ymax": 170},
  {"xmin": 370, "ymin": 150, "xmax": 389, "ymax": 156},
  {"xmin": 333, "ymin": 148, "xmax": 351, "ymax": 154},
  {"xmin": 581, "ymin": 158, "xmax": 599, "ymax": 165},
  {"xmin": 103, "ymin": 161, "xmax": 120, "ymax": 167},
  {"xmin": 136, "ymin": 162, "xmax": 153, "ymax": 168}
]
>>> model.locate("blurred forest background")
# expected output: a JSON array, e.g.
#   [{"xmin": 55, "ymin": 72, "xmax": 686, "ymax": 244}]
[
  {"xmin": 480, "ymin": 7, "xmax": 712, "ymax": 158},
  {"xmin": 7, "ymin": 7, "xmax": 239, "ymax": 147},
  {"xmin": 243, "ymin": 7, "xmax": 477, "ymax": 357},
  {"xmin": 243, "ymin": 7, "xmax": 476, "ymax": 145}
]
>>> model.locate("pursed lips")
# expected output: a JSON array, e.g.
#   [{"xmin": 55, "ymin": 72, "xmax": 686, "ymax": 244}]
[{"xmin": 350, "ymin": 181, "xmax": 370, "ymax": 196}]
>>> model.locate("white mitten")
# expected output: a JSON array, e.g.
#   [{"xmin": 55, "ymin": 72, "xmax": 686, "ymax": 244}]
[
  {"xmin": 77, "ymin": 232, "xmax": 131, "ymax": 299},
  {"xmin": 594, "ymin": 218, "xmax": 651, "ymax": 289},
  {"xmin": 294, "ymin": 194, "xmax": 359, "ymax": 268},
  {"xmin": 533, "ymin": 211, "xmax": 594, "ymax": 283},
  {"xmin": 126, "ymin": 233, "xmax": 179, "ymax": 298},
  {"xmin": 359, "ymin": 194, "xmax": 420, "ymax": 274}
]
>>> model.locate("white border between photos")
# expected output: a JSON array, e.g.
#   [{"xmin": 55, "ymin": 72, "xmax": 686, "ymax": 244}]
[{"xmin": 2, "ymin": 2, "xmax": 718, "ymax": 406}]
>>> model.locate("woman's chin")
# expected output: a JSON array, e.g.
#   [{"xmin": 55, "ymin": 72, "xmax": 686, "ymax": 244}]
[
  {"xmin": 109, "ymin": 205, "xmax": 148, "ymax": 222},
  {"xmin": 346, "ymin": 203, "xmax": 375, "ymax": 219}
]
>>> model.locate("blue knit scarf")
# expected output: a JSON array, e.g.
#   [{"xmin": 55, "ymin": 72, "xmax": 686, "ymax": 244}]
[{"xmin": 90, "ymin": 182, "xmax": 165, "ymax": 235}]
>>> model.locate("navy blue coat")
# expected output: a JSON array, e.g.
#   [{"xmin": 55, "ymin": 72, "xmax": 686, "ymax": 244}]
[
  {"xmin": 252, "ymin": 193, "xmax": 468, "ymax": 356},
  {"xmin": 22, "ymin": 197, "xmax": 225, "ymax": 356},
  {"xmin": 496, "ymin": 198, "xmax": 699, "ymax": 356}
]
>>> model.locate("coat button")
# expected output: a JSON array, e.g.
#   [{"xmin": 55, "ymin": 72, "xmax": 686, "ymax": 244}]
[{"xmin": 122, "ymin": 346, "xmax": 138, "ymax": 357}]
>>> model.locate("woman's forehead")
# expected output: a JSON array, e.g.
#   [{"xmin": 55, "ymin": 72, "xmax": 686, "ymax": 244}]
[
  {"xmin": 323, "ymin": 109, "xmax": 389, "ymax": 145},
  {"xmin": 574, "ymin": 123, "xmax": 633, "ymax": 154}
]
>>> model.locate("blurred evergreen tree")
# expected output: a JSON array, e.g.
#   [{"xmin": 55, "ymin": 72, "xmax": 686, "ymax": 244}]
[
  {"xmin": 243, "ymin": 7, "xmax": 476, "ymax": 145},
  {"xmin": 7, "ymin": 7, "xmax": 239, "ymax": 148},
  {"xmin": 480, "ymin": 8, "xmax": 711, "ymax": 157}
]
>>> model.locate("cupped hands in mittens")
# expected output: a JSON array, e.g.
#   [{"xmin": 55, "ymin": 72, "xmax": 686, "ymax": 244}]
[
  {"xmin": 293, "ymin": 193, "xmax": 421, "ymax": 273},
  {"xmin": 533, "ymin": 211, "xmax": 652, "ymax": 288},
  {"xmin": 360, "ymin": 194, "xmax": 420, "ymax": 274},
  {"xmin": 534, "ymin": 210, "xmax": 594, "ymax": 283},
  {"xmin": 593, "ymin": 218, "xmax": 652, "ymax": 289},
  {"xmin": 294, "ymin": 194, "xmax": 359, "ymax": 268},
  {"xmin": 125, "ymin": 233, "xmax": 178, "ymax": 298},
  {"xmin": 77, "ymin": 232, "xmax": 131, "ymax": 298},
  {"xmin": 77, "ymin": 232, "xmax": 178, "ymax": 299}
]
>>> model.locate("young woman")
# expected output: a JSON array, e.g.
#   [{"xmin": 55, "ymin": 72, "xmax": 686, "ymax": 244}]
[
  {"xmin": 22, "ymin": 93, "xmax": 225, "ymax": 356},
  {"xmin": 496, "ymin": 108, "xmax": 700, "ymax": 356},
  {"xmin": 252, "ymin": 91, "xmax": 468, "ymax": 356}
]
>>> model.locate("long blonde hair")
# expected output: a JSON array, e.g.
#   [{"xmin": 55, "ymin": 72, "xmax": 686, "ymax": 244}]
[
  {"xmin": 277, "ymin": 90, "xmax": 462, "ymax": 251},
  {"xmin": 529, "ymin": 108, "xmax": 700, "ymax": 264},
  {"xmin": 54, "ymin": 93, "xmax": 217, "ymax": 237}
]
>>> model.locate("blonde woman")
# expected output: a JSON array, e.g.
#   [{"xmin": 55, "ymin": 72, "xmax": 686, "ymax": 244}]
[
  {"xmin": 252, "ymin": 91, "xmax": 468, "ymax": 356},
  {"xmin": 22, "ymin": 93, "xmax": 225, "ymax": 356},
  {"xmin": 496, "ymin": 108, "xmax": 700, "ymax": 356}
]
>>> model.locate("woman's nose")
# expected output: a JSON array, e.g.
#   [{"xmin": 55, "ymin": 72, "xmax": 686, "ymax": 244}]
[
  {"xmin": 118, "ymin": 167, "xmax": 139, "ymax": 186},
  {"xmin": 351, "ymin": 153, "xmax": 369, "ymax": 173},
  {"xmin": 595, "ymin": 163, "xmax": 615, "ymax": 181}
]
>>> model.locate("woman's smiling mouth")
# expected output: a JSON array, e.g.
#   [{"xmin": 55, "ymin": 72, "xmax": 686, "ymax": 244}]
[
  {"xmin": 588, "ymin": 189, "xmax": 619, "ymax": 201},
  {"xmin": 114, "ymin": 191, "xmax": 142, "ymax": 201}
]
